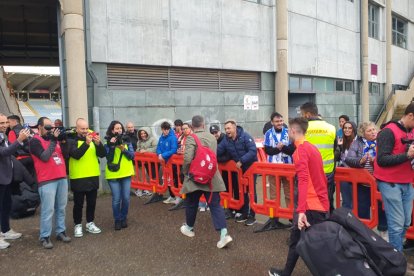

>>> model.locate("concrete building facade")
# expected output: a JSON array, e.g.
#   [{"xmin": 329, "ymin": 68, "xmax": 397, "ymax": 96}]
[{"xmin": 80, "ymin": 0, "xmax": 414, "ymax": 137}]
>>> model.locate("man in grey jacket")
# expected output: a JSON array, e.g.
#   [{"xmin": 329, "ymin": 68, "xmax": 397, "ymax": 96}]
[
  {"xmin": 179, "ymin": 115, "xmax": 233, "ymax": 249},
  {"xmin": 0, "ymin": 113, "xmax": 30, "ymax": 249}
]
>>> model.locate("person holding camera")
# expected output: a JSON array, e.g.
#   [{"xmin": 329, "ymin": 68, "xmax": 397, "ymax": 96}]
[
  {"xmin": 67, "ymin": 118, "xmax": 105, "ymax": 238},
  {"xmin": 0, "ymin": 113, "xmax": 30, "ymax": 249},
  {"xmin": 374, "ymin": 102, "xmax": 414, "ymax": 252},
  {"xmin": 104, "ymin": 121, "xmax": 135, "ymax": 231},
  {"xmin": 29, "ymin": 117, "xmax": 71, "ymax": 249}
]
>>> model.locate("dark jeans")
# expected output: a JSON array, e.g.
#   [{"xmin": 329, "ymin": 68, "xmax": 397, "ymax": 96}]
[
  {"xmin": 326, "ymin": 172, "xmax": 335, "ymax": 212},
  {"xmin": 0, "ymin": 184, "xmax": 11, "ymax": 233},
  {"xmin": 185, "ymin": 190, "xmax": 226, "ymax": 230},
  {"xmin": 73, "ymin": 190, "xmax": 98, "ymax": 225},
  {"xmin": 282, "ymin": 210, "xmax": 328, "ymax": 276}
]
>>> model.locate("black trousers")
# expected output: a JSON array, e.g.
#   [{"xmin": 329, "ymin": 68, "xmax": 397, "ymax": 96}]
[
  {"xmin": 0, "ymin": 184, "xmax": 12, "ymax": 233},
  {"xmin": 73, "ymin": 190, "xmax": 98, "ymax": 225},
  {"xmin": 185, "ymin": 191, "xmax": 226, "ymax": 231},
  {"xmin": 282, "ymin": 210, "xmax": 328, "ymax": 276}
]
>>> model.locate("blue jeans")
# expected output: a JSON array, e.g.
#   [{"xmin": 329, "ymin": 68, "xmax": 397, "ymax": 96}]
[
  {"xmin": 340, "ymin": 182, "xmax": 353, "ymax": 209},
  {"xmin": 377, "ymin": 181, "xmax": 414, "ymax": 251},
  {"xmin": 108, "ymin": 177, "xmax": 131, "ymax": 221},
  {"xmin": 38, "ymin": 178, "xmax": 68, "ymax": 239}
]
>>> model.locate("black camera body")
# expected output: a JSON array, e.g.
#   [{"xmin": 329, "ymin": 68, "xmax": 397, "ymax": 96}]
[
  {"xmin": 44, "ymin": 125, "xmax": 76, "ymax": 141},
  {"xmin": 106, "ymin": 133, "xmax": 130, "ymax": 146}
]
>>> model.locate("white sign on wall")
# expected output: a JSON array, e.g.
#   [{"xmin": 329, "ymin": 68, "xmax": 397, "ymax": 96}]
[{"xmin": 244, "ymin": 95, "xmax": 259, "ymax": 110}]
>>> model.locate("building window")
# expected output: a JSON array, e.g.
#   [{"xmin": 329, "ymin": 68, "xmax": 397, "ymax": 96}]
[
  {"xmin": 369, "ymin": 4, "xmax": 379, "ymax": 39},
  {"xmin": 289, "ymin": 76, "xmax": 313, "ymax": 92},
  {"xmin": 369, "ymin": 82, "xmax": 380, "ymax": 95},
  {"xmin": 335, "ymin": 80, "xmax": 353, "ymax": 92},
  {"xmin": 392, "ymin": 16, "xmax": 407, "ymax": 49},
  {"xmin": 314, "ymin": 78, "xmax": 334, "ymax": 92}
]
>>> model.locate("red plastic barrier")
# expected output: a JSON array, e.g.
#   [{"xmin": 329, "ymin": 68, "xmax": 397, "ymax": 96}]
[
  {"xmin": 218, "ymin": 160, "xmax": 248, "ymax": 211},
  {"xmin": 404, "ymin": 181, "xmax": 414, "ymax": 240},
  {"xmin": 164, "ymin": 154, "xmax": 184, "ymax": 198},
  {"xmin": 132, "ymin": 152, "xmax": 168, "ymax": 194},
  {"xmin": 244, "ymin": 162, "xmax": 295, "ymax": 220},
  {"xmin": 256, "ymin": 147, "xmax": 268, "ymax": 163},
  {"xmin": 334, "ymin": 167, "xmax": 379, "ymax": 229}
]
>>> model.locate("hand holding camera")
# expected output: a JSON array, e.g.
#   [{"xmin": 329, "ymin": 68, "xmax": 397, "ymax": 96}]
[{"xmin": 17, "ymin": 128, "xmax": 30, "ymax": 143}]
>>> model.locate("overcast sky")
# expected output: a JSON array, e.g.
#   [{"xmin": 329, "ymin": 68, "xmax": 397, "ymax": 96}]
[{"xmin": 3, "ymin": 66, "xmax": 60, "ymax": 75}]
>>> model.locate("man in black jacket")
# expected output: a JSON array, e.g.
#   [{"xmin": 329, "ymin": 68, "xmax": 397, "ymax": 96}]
[
  {"xmin": 125, "ymin": 122, "xmax": 138, "ymax": 152},
  {"xmin": 66, "ymin": 118, "xmax": 106, "ymax": 238},
  {"xmin": 0, "ymin": 113, "xmax": 30, "ymax": 249}
]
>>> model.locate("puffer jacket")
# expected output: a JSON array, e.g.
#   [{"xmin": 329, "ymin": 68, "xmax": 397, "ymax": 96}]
[
  {"xmin": 217, "ymin": 126, "xmax": 257, "ymax": 172},
  {"xmin": 345, "ymin": 136, "xmax": 366, "ymax": 168},
  {"xmin": 137, "ymin": 127, "xmax": 158, "ymax": 153},
  {"xmin": 156, "ymin": 129, "xmax": 177, "ymax": 163}
]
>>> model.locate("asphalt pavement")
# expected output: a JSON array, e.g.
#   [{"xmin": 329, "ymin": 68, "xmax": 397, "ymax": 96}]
[{"xmin": 0, "ymin": 194, "xmax": 309, "ymax": 276}]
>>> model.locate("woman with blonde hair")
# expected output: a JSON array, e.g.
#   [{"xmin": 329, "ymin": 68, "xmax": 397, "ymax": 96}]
[{"xmin": 345, "ymin": 121, "xmax": 388, "ymax": 240}]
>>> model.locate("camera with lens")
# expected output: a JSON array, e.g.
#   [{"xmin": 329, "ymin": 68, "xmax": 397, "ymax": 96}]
[
  {"xmin": 106, "ymin": 133, "xmax": 130, "ymax": 146},
  {"xmin": 44, "ymin": 125, "xmax": 76, "ymax": 141}
]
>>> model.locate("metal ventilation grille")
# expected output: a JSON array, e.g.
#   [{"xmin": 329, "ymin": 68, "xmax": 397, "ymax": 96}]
[
  {"xmin": 220, "ymin": 70, "xmax": 260, "ymax": 90},
  {"xmin": 107, "ymin": 65, "xmax": 169, "ymax": 89},
  {"xmin": 107, "ymin": 64, "xmax": 260, "ymax": 91},
  {"xmin": 170, "ymin": 67, "xmax": 219, "ymax": 89}
]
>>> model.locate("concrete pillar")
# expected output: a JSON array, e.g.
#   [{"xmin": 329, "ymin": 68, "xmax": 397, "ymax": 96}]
[
  {"xmin": 275, "ymin": 0, "xmax": 289, "ymax": 119},
  {"xmin": 59, "ymin": 0, "xmax": 88, "ymax": 126},
  {"xmin": 361, "ymin": 0, "xmax": 369, "ymax": 122},
  {"xmin": 385, "ymin": 0, "xmax": 392, "ymax": 100}
]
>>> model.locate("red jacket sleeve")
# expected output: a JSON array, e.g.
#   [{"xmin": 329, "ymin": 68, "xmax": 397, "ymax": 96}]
[{"xmin": 295, "ymin": 145, "xmax": 309, "ymax": 213}]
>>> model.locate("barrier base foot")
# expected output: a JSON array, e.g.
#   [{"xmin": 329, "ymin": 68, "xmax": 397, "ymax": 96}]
[
  {"xmin": 144, "ymin": 194, "xmax": 164, "ymax": 205},
  {"xmin": 253, "ymin": 218, "xmax": 291, "ymax": 233},
  {"xmin": 168, "ymin": 200, "xmax": 185, "ymax": 211}
]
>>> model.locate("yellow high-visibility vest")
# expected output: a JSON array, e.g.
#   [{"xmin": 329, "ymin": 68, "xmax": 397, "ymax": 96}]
[
  {"xmin": 69, "ymin": 141, "xmax": 101, "ymax": 179},
  {"xmin": 105, "ymin": 144, "xmax": 135, "ymax": 180},
  {"xmin": 305, "ymin": 120, "xmax": 336, "ymax": 174}
]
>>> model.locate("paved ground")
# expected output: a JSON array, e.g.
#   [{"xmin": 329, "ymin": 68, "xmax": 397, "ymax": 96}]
[{"xmin": 0, "ymin": 194, "xmax": 310, "ymax": 276}]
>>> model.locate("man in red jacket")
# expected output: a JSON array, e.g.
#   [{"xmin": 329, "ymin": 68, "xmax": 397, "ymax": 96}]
[
  {"xmin": 269, "ymin": 117, "xmax": 329, "ymax": 276},
  {"xmin": 374, "ymin": 102, "xmax": 414, "ymax": 252}
]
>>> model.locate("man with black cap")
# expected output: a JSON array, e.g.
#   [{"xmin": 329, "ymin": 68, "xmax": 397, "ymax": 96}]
[{"xmin": 210, "ymin": 125, "xmax": 225, "ymax": 147}]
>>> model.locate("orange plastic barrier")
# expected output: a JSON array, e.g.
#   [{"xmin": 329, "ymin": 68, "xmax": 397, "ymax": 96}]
[
  {"xmin": 244, "ymin": 162, "xmax": 295, "ymax": 220},
  {"xmin": 132, "ymin": 152, "xmax": 168, "ymax": 194},
  {"xmin": 218, "ymin": 160, "xmax": 248, "ymax": 211},
  {"xmin": 334, "ymin": 167, "xmax": 379, "ymax": 229}
]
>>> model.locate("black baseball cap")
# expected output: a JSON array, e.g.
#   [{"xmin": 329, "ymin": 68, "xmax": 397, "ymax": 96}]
[{"xmin": 209, "ymin": 125, "xmax": 220, "ymax": 134}]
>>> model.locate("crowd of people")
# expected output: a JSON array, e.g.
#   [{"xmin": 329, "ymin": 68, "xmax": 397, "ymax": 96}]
[{"xmin": 1, "ymin": 101, "xmax": 414, "ymax": 275}]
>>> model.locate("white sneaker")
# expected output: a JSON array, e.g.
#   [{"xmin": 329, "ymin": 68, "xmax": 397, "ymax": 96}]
[
  {"xmin": 163, "ymin": 196, "xmax": 176, "ymax": 204},
  {"xmin": 74, "ymin": 224, "xmax": 83, "ymax": 238},
  {"xmin": 180, "ymin": 224, "xmax": 195, "ymax": 238},
  {"xmin": 1, "ymin": 229, "xmax": 22, "ymax": 240},
  {"xmin": 135, "ymin": 189, "xmax": 143, "ymax": 197},
  {"xmin": 0, "ymin": 237, "xmax": 10, "ymax": 249},
  {"xmin": 86, "ymin": 222, "xmax": 102, "ymax": 234},
  {"xmin": 217, "ymin": 235, "xmax": 233, "ymax": 249},
  {"xmin": 199, "ymin": 206, "xmax": 206, "ymax": 212},
  {"xmin": 379, "ymin": 230, "xmax": 389, "ymax": 242},
  {"xmin": 142, "ymin": 190, "xmax": 153, "ymax": 196}
]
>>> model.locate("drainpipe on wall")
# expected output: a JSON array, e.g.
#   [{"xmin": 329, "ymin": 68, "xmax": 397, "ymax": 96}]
[
  {"xmin": 385, "ymin": 0, "xmax": 392, "ymax": 101},
  {"xmin": 275, "ymin": 0, "xmax": 289, "ymax": 119},
  {"xmin": 59, "ymin": 0, "xmax": 88, "ymax": 126},
  {"xmin": 83, "ymin": 0, "xmax": 99, "ymax": 133},
  {"xmin": 360, "ymin": 0, "xmax": 370, "ymax": 122}
]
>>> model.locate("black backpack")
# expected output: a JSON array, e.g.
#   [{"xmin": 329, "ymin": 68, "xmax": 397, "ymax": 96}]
[
  {"xmin": 329, "ymin": 207, "xmax": 406, "ymax": 276},
  {"xmin": 296, "ymin": 220, "xmax": 379, "ymax": 276},
  {"xmin": 11, "ymin": 182, "xmax": 40, "ymax": 219}
]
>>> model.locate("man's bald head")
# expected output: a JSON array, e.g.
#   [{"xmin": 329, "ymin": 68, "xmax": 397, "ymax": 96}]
[
  {"xmin": 126, "ymin": 122, "xmax": 135, "ymax": 133},
  {"xmin": 76, "ymin": 118, "xmax": 89, "ymax": 137}
]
